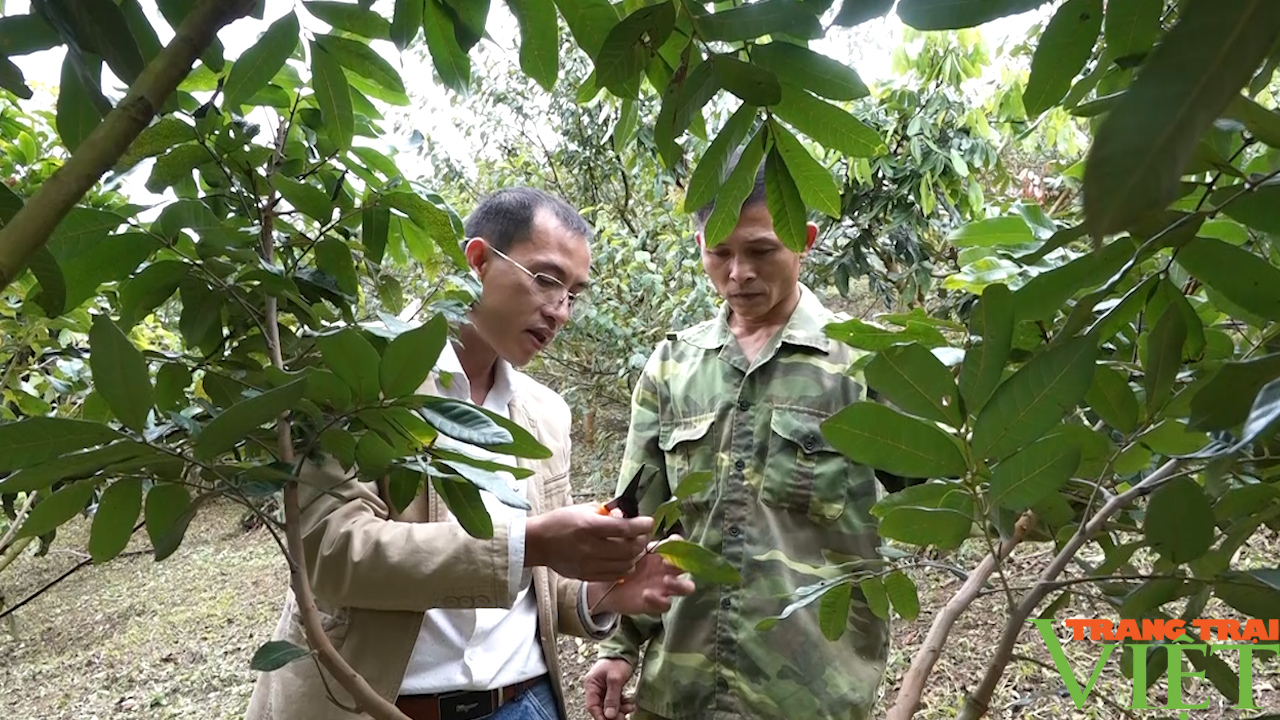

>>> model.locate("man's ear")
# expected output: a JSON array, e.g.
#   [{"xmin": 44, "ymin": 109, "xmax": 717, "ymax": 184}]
[
  {"xmin": 803, "ymin": 222, "xmax": 819, "ymax": 253},
  {"xmin": 463, "ymin": 237, "xmax": 487, "ymax": 273},
  {"xmin": 694, "ymin": 231, "xmax": 705, "ymax": 248}
]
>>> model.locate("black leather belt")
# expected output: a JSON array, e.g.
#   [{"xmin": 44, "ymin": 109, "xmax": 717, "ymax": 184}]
[{"xmin": 396, "ymin": 675, "xmax": 546, "ymax": 720}]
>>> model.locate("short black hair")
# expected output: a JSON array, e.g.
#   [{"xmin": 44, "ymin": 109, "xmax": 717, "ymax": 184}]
[
  {"xmin": 464, "ymin": 187, "xmax": 593, "ymax": 251},
  {"xmin": 693, "ymin": 149, "xmax": 767, "ymax": 227}
]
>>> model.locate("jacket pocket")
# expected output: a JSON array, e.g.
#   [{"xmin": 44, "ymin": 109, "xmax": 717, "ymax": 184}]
[
  {"xmin": 658, "ymin": 414, "xmax": 716, "ymax": 512},
  {"xmin": 762, "ymin": 407, "xmax": 847, "ymax": 524},
  {"xmin": 290, "ymin": 598, "xmax": 351, "ymax": 649}
]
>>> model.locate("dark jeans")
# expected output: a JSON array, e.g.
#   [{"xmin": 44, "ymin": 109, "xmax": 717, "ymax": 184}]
[{"xmin": 489, "ymin": 678, "xmax": 562, "ymax": 720}]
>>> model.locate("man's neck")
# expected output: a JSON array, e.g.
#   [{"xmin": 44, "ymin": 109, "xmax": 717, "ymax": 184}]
[
  {"xmin": 453, "ymin": 324, "xmax": 499, "ymax": 405},
  {"xmin": 726, "ymin": 284, "xmax": 802, "ymax": 365}
]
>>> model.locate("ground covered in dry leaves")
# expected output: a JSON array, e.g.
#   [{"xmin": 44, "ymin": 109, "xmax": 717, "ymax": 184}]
[{"xmin": 2, "ymin": 499, "xmax": 1277, "ymax": 720}]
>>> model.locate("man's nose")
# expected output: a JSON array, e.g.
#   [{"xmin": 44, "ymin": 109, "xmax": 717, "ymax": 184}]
[
  {"xmin": 729, "ymin": 257, "xmax": 755, "ymax": 283},
  {"xmin": 542, "ymin": 296, "xmax": 570, "ymax": 329}
]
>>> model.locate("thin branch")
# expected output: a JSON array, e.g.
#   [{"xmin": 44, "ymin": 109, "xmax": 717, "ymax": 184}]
[
  {"xmin": 0, "ymin": 490, "xmax": 38, "ymax": 555},
  {"xmin": 0, "ymin": 0, "xmax": 256, "ymax": 291}
]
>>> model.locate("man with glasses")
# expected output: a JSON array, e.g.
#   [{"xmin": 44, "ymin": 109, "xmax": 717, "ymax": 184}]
[{"xmin": 247, "ymin": 187, "xmax": 694, "ymax": 720}]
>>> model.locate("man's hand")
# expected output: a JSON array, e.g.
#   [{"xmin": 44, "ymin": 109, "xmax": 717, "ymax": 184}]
[
  {"xmin": 525, "ymin": 504, "xmax": 653, "ymax": 582},
  {"xmin": 586, "ymin": 536, "xmax": 695, "ymax": 616},
  {"xmin": 585, "ymin": 658, "xmax": 635, "ymax": 720}
]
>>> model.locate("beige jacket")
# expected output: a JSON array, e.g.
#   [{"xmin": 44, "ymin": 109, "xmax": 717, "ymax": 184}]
[{"xmin": 245, "ymin": 370, "xmax": 605, "ymax": 720}]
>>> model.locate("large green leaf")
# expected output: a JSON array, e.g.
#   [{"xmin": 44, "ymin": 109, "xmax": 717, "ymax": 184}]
[
  {"xmin": 884, "ymin": 570, "xmax": 920, "ymax": 621},
  {"xmin": 310, "ymin": 39, "xmax": 355, "ymax": 150},
  {"xmin": 825, "ymin": 318, "xmax": 948, "ymax": 351},
  {"xmin": 115, "ymin": 118, "xmax": 196, "ymax": 172},
  {"xmin": 1144, "ymin": 303, "xmax": 1187, "ymax": 415},
  {"xmin": 947, "ymin": 216, "xmax": 1034, "ymax": 248},
  {"xmin": 595, "ymin": 2, "xmax": 673, "ymax": 97},
  {"xmin": 771, "ymin": 85, "xmax": 885, "ymax": 158},
  {"xmin": 1023, "ymin": 0, "xmax": 1103, "ymax": 117},
  {"xmin": 119, "ymin": 260, "xmax": 189, "ymax": 329},
  {"xmin": 194, "ymin": 379, "xmax": 308, "ymax": 460},
  {"xmin": 385, "ymin": 191, "xmax": 467, "ymax": 268},
  {"xmin": 1104, "ymin": 0, "xmax": 1162, "ymax": 58},
  {"xmin": 656, "ymin": 539, "xmax": 743, "ymax": 584},
  {"xmin": 0, "ymin": 441, "xmax": 155, "ymax": 495},
  {"xmin": 507, "ymin": 0, "xmax": 558, "ymax": 91},
  {"xmin": 143, "ymin": 482, "xmax": 191, "ymax": 560},
  {"xmin": 1144, "ymin": 477, "xmax": 1214, "ymax": 564},
  {"xmin": 315, "ymin": 238, "xmax": 359, "ymax": 297},
  {"xmin": 822, "ymin": 402, "xmax": 967, "ymax": 478},
  {"xmin": 988, "ymin": 434, "xmax": 1081, "ymax": 511},
  {"xmin": 250, "ymin": 640, "xmax": 312, "ymax": 671},
  {"xmin": 271, "ymin": 175, "xmax": 332, "ymax": 225},
  {"xmin": 1175, "ymin": 236, "xmax": 1280, "ymax": 322},
  {"xmin": 0, "ymin": 13, "xmax": 60, "ymax": 56},
  {"xmin": 1083, "ymin": 0, "xmax": 1280, "ymax": 238},
  {"xmin": 1086, "ymin": 365, "xmax": 1139, "ymax": 434},
  {"xmin": 654, "ymin": 58, "xmax": 719, "ymax": 167},
  {"xmin": 817, "ymin": 579, "xmax": 851, "ymax": 640},
  {"xmin": 1012, "ymin": 237, "xmax": 1135, "ymax": 323},
  {"xmin": 418, "ymin": 398, "xmax": 515, "ymax": 447},
  {"xmin": 436, "ymin": 458, "xmax": 530, "ymax": 511},
  {"xmin": 1189, "ymin": 353, "xmax": 1280, "ymax": 431},
  {"xmin": 361, "ymin": 204, "xmax": 390, "ymax": 265},
  {"xmin": 551, "ymin": 0, "xmax": 618, "ymax": 57},
  {"xmin": 865, "ymin": 343, "xmax": 962, "ymax": 427},
  {"xmin": 0, "ymin": 418, "xmax": 122, "ymax": 474},
  {"xmin": 971, "ymin": 338, "xmax": 1097, "ymax": 462},
  {"xmin": 751, "ymin": 41, "xmax": 868, "ymax": 101},
  {"xmin": 763, "ymin": 147, "xmax": 807, "ymax": 251},
  {"xmin": 224, "ymin": 12, "xmax": 298, "ymax": 107},
  {"xmin": 432, "ymin": 475, "xmax": 495, "ymax": 538},
  {"xmin": 896, "ymin": 0, "xmax": 1049, "ymax": 30},
  {"xmin": 56, "ymin": 54, "xmax": 103, "ymax": 153},
  {"xmin": 391, "ymin": 0, "xmax": 424, "ymax": 50},
  {"xmin": 380, "ymin": 313, "xmax": 449, "ymax": 399},
  {"xmin": 1215, "ymin": 570, "xmax": 1280, "ymax": 620},
  {"xmin": 770, "ymin": 121, "xmax": 840, "ymax": 218},
  {"xmin": 423, "ymin": 0, "xmax": 470, "ymax": 93},
  {"xmin": 958, "ymin": 283, "xmax": 1014, "ymax": 417},
  {"xmin": 89, "ymin": 478, "xmax": 143, "ymax": 563},
  {"xmin": 316, "ymin": 34, "xmax": 406, "ymax": 94},
  {"xmin": 712, "ymin": 54, "xmax": 780, "ymax": 106},
  {"xmin": 305, "ymin": 1, "xmax": 390, "ymax": 39},
  {"xmin": 693, "ymin": 0, "xmax": 821, "ymax": 42},
  {"xmin": 871, "ymin": 480, "xmax": 974, "ymax": 549},
  {"xmin": 315, "ymin": 329, "xmax": 383, "ymax": 403},
  {"xmin": 835, "ymin": 0, "xmax": 893, "ymax": 26},
  {"xmin": 704, "ymin": 127, "xmax": 766, "ymax": 246},
  {"xmin": 89, "ymin": 315, "xmax": 154, "ymax": 434},
  {"xmin": 684, "ymin": 104, "xmax": 757, "ymax": 213},
  {"xmin": 17, "ymin": 479, "xmax": 96, "ymax": 538}
]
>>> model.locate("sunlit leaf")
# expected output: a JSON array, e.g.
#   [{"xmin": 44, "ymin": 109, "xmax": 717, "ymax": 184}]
[
  {"xmin": 1023, "ymin": 0, "xmax": 1103, "ymax": 117},
  {"xmin": 958, "ymin": 283, "xmax": 1014, "ymax": 417},
  {"xmin": 763, "ymin": 147, "xmax": 807, "ymax": 251},
  {"xmin": 772, "ymin": 84, "xmax": 885, "ymax": 158},
  {"xmin": 865, "ymin": 343, "xmax": 963, "ymax": 427},
  {"xmin": 224, "ymin": 12, "xmax": 298, "ymax": 108},
  {"xmin": 822, "ymin": 402, "xmax": 967, "ymax": 478},
  {"xmin": 657, "ymin": 539, "xmax": 742, "ymax": 584},
  {"xmin": 310, "ymin": 38, "xmax": 355, "ymax": 150},
  {"xmin": 380, "ymin": 313, "xmax": 450, "ymax": 399},
  {"xmin": 751, "ymin": 41, "xmax": 868, "ymax": 101},
  {"xmin": 305, "ymin": 1, "xmax": 391, "ymax": 39},
  {"xmin": 507, "ymin": 0, "xmax": 559, "ymax": 91},
  {"xmin": 89, "ymin": 315, "xmax": 154, "ymax": 434},
  {"xmin": 988, "ymin": 434, "xmax": 1080, "ymax": 511}
]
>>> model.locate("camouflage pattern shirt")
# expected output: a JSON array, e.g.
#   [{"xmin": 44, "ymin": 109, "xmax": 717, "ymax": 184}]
[{"xmin": 597, "ymin": 283, "xmax": 890, "ymax": 720}]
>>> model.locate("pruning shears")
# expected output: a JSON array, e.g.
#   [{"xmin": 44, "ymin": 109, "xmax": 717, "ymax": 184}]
[{"xmin": 597, "ymin": 465, "xmax": 646, "ymax": 518}]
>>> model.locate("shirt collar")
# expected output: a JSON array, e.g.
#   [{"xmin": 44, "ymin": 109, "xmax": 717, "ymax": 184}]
[
  {"xmin": 435, "ymin": 340, "xmax": 516, "ymax": 412},
  {"xmin": 684, "ymin": 283, "xmax": 832, "ymax": 353}
]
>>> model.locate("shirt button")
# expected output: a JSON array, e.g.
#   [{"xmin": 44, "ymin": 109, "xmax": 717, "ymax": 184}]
[
  {"xmin": 803, "ymin": 437, "xmax": 816, "ymax": 451},
  {"xmin": 729, "ymin": 525, "xmax": 740, "ymax": 536},
  {"xmin": 720, "ymin": 597, "xmax": 731, "ymax": 609},
  {"xmin": 737, "ymin": 399, "xmax": 749, "ymax": 411},
  {"xmin": 734, "ymin": 459, "xmax": 745, "ymax": 471}
]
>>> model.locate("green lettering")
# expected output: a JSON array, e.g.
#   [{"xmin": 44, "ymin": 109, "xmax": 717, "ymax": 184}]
[
  {"xmin": 1129, "ymin": 644, "xmax": 1151, "ymax": 709},
  {"xmin": 1210, "ymin": 643, "xmax": 1280, "ymax": 709},
  {"xmin": 1164, "ymin": 643, "xmax": 1211, "ymax": 711},
  {"xmin": 1030, "ymin": 620, "xmax": 1116, "ymax": 709}
]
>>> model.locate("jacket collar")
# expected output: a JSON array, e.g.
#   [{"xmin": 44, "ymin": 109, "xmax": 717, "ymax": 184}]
[{"xmin": 683, "ymin": 282, "xmax": 831, "ymax": 353}]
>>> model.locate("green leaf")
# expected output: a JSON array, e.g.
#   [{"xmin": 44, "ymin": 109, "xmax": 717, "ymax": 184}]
[
  {"xmin": 1224, "ymin": 96, "xmax": 1280, "ymax": 150},
  {"xmin": 250, "ymin": 640, "xmax": 312, "ymax": 671},
  {"xmin": 143, "ymin": 482, "xmax": 191, "ymax": 561},
  {"xmin": 355, "ymin": 432, "xmax": 394, "ymax": 478},
  {"xmin": 380, "ymin": 314, "xmax": 449, "ymax": 399},
  {"xmin": 156, "ymin": 363, "xmax": 193, "ymax": 413},
  {"xmin": 423, "ymin": 0, "xmax": 470, "ymax": 93},
  {"xmin": 116, "ymin": 118, "xmax": 197, "ymax": 172},
  {"xmin": 769, "ymin": 121, "xmax": 840, "ymax": 219},
  {"xmin": 822, "ymin": 402, "xmax": 967, "ymax": 478},
  {"xmin": 1190, "ymin": 353, "xmax": 1280, "ymax": 431},
  {"xmin": 551, "ymin": 0, "xmax": 618, "ymax": 57},
  {"xmin": 432, "ymin": 474, "xmax": 495, "ymax": 538},
  {"xmin": 860, "ymin": 576, "xmax": 890, "ymax": 620},
  {"xmin": 391, "ymin": 0, "xmax": 424, "ymax": 50},
  {"xmin": 1231, "ymin": 377, "xmax": 1280, "ymax": 450},
  {"xmin": 1086, "ymin": 365, "xmax": 1139, "ymax": 433},
  {"xmin": 971, "ymin": 338, "xmax": 1098, "ymax": 462},
  {"xmin": 654, "ymin": 58, "xmax": 718, "ymax": 167},
  {"xmin": 418, "ymin": 397, "xmax": 515, "ymax": 446},
  {"xmin": 1023, "ymin": 0, "xmax": 1103, "ymax": 117},
  {"xmin": 269, "ymin": 175, "xmax": 331, "ymax": 225},
  {"xmin": 119, "ymin": 260, "xmax": 188, "ymax": 329},
  {"xmin": 0, "ymin": 13, "xmax": 60, "ymax": 56},
  {"xmin": 817, "ymin": 580, "xmax": 851, "ymax": 640},
  {"xmin": 693, "ymin": 0, "xmax": 822, "ymax": 42},
  {"xmin": 711, "ymin": 54, "xmax": 780, "ymax": 106},
  {"xmin": 771, "ymin": 84, "xmax": 885, "ymax": 158},
  {"xmin": 315, "ymin": 34, "xmax": 406, "ymax": 94},
  {"xmin": 704, "ymin": 127, "xmax": 766, "ymax": 246},
  {"xmin": 1105, "ymin": 0, "xmax": 1162, "ymax": 58},
  {"xmin": 89, "ymin": 478, "xmax": 143, "ymax": 563},
  {"xmin": 958, "ymin": 283, "xmax": 1014, "ymax": 417},
  {"xmin": 56, "ymin": 54, "xmax": 103, "ymax": 153},
  {"xmin": 311, "ymin": 39, "xmax": 355, "ymax": 151},
  {"xmin": 871, "ymin": 480, "xmax": 974, "ymax": 549},
  {"xmin": 385, "ymin": 191, "xmax": 467, "ymax": 268},
  {"xmin": 315, "ymin": 238, "xmax": 358, "ymax": 297},
  {"xmin": 89, "ymin": 315, "xmax": 154, "ymax": 434},
  {"xmin": 224, "ymin": 12, "xmax": 298, "ymax": 107},
  {"xmin": 0, "ymin": 55, "xmax": 32, "ymax": 99},
  {"xmin": 17, "ymin": 479, "xmax": 95, "ymax": 538},
  {"xmin": 316, "ymin": 329, "xmax": 383, "ymax": 403},
  {"xmin": 825, "ymin": 318, "xmax": 948, "ymax": 352},
  {"xmin": 305, "ymin": 1, "xmax": 390, "ymax": 39},
  {"xmin": 1215, "ymin": 570, "xmax": 1280, "ymax": 620},
  {"xmin": 0, "ymin": 441, "xmax": 151, "ymax": 495},
  {"xmin": 947, "ymin": 216, "xmax": 1034, "ymax": 247},
  {"xmin": 684, "ymin": 104, "xmax": 757, "ymax": 214},
  {"xmin": 0, "ymin": 418, "xmax": 122, "ymax": 474},
  {"xmin": 430, "ymin": 448, "xmax": 533, "ymax": 480},
  {"xmin": 507, "ymin": 0, "xmax": 558, "ymax": 91},
  {"xmin": 896, "ymin": 0, "xmax": 1048, "ymax": 30},
  {"xmin": 146, "ymin": 144, "xmax": 211, "ymax": 193},
  {"xmin": 361, "ymin": 204, "xmax": 390, "ymax": 264},
  {"xmin": 1012, "ymin": 237, "xmax": 1135, "ymax": 323},
  {"xmin": 656, "ymin": 539, "xmax": 742, "ymax": 584},
  {"xmin": 1144, "ymin": 477, "xmax": 1214, "ymax": 564},
  {"xmin": 751, "ymin": 41, "xmax": 868, "ymax": 101},
  {"xmin": 1186, "ymin": 647, "xmax": 1242, "ymax": 706},
  {"xmin": 194, "ymin": 379, "xmax": 308, "ymax": 460},
  {"xmin": 763, "ymin": 147, "xmax": 807, "ymax": 251},
  {"xmin": 436, "ymin": 458, "xmax": 530, "ymax": 511},
  {"xmin": 1144, "ymin": 303, "xmax": 1187, "ymax": 415},
  {"xmin": 836, "ymin": 0, "xmax": 893, "ymax": 26},
  {"xmin": 1175, "ymin": 236, "xmax": 1280, "ymax": 322},
  {"xmin": 595, "ymin": 2, "xmax": 673, "ymax": 97},
  {"xmin": 865, "ymin": 343, "xmax": 963, "ymax": 427},
  {"xmin": 988, "ymin": 434, "xmax": 1081, "ymax": 511},
  {"xmin": 884, "ymin": 570, "xmax": 920, "ymax": 621},
  {"xmin": 1083, "ymin": 0, "xmax": 1280, "ymax": 238}
]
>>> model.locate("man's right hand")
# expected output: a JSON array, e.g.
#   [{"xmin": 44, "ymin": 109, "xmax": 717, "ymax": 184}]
[
  {"xmin": 525, "ymin": 504, "xmax": 653, "ymax": 581},
  {"xmin": 585, "ymin": 657, "xmax": 635, "ymax": 720}
]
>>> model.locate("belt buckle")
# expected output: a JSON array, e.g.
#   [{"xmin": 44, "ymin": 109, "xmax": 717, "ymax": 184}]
[{"xmin": 439, "ymin": 689, "xmax": 496, "ymax": 720}]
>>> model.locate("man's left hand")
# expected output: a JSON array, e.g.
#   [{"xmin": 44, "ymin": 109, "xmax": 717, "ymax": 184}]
[{"xmin": 586, "ymin": 536, "xmax": 696, "ymax": 617}]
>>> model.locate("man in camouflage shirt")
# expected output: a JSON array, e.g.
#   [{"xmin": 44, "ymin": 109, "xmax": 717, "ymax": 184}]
[{"xmin": 584, "ymin": 158, "xmax": 890, "ymax": 720}]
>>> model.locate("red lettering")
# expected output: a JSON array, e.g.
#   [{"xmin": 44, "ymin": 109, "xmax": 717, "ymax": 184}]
[
  {"xmin": 1100, "ymin": 619, "xmax": 1118, "ymax": 642},
  {"xmin": 1164, "ymin": 619, "xmax": 1186, "ymax": 641},
  {"xmin": 1116, "ymin": 619, "xmax": 1141, "ymax": 642},
  {"xmin": 1223, "ymin": 619, "xmax": 1243, "ymax": 642},
  {"xmin": 1064, "ymin": 619, "xmax": 1091, "ymax": 641},
  {"xmin": 1142, "ymin": 619, "xmax": 1162, "ymax": 641},
  {"xmin": 1192, "ymin": 619, "xmax": 1215, "ymax": 641},
  {"xmin": 1243, "ymin": 619, "xmax": 1268, "ymax": 643}
]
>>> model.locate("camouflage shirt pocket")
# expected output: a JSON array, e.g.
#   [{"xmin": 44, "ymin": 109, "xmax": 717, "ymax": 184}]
[
  {"xmin": 763, "ymin": 407, "xmax": 847, "ymax": 524},
  {"xmin": 658, "ymin": 414, "xmax": 716, "ymax": 510}
]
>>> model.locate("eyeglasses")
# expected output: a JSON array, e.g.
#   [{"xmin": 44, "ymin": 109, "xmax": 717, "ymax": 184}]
[{"xmin": 487, "ymin": 245, "xmax": 587, "ymax": 319}]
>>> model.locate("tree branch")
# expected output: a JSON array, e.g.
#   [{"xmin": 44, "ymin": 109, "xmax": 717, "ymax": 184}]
[
  {"xmin": 0, "ymin": 0, "xmax": 255, "ymax": 291},
  {"xmin": 887, "ymin": 511, "xmax": 1036, "ymax": 720},
  {"xmin": 0, "ymin": 489, "xmax": 38, "ymax": 556}
]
